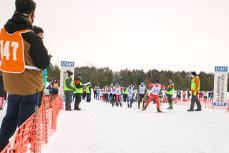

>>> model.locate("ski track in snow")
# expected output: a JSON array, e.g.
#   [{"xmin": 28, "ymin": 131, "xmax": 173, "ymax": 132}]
[{"xmin": 39, "ymin": 101, "xmax": 229, "ymax": 153}]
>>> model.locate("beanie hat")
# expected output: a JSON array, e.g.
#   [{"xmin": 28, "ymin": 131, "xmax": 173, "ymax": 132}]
[{"xmin": 191, "ymin": 71, "xmax": 197, "ymax": 76}]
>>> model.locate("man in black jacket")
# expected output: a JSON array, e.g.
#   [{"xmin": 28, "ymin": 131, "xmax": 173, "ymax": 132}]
[{"xmin": 0, "ymin": 0, "xmax": 50, "ymax": 151}]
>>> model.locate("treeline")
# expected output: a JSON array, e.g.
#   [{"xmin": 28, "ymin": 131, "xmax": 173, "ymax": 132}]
[{"xmin": 47, "ymin": 63, "xmax": 229, "ymax": 91}]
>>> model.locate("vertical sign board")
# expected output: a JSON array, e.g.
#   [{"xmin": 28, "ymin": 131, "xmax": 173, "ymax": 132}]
[
  {"xmin": 213, "ymin": 66, "xmax": 228, "ymax": 107},
  {"xmin": 60, "ymin": 61, "xmax": 75, "ymax": 99}
]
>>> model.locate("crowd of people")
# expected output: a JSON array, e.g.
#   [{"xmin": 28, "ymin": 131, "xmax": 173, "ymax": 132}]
[
  {"xmin": 93, "ymin": 72, "xmax": 212, "ymax": 112},
  {"xmin": 63, "ymin": 70, "xmax": 92, "ymax": 111}
]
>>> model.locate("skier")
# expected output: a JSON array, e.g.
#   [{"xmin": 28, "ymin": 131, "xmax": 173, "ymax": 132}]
[
  {"xmin": 176, "ymin": 90, "xmax": 181, "ymax": 102},
  {"xmin": 187, "ymin": 71, "xmax": 202, "ymax": 111},
  {"xmin": 142, "ymin": 81, "xmax": 162, "ymax": 112},
  {"xmin": 138, "ymin": 81, "xmax": 146, "ymax": 109},
  {"xmin": 182, "ymin": 90, "xmax": 186, "ymax": 102},
  {"xmin": 165, "ymin": 79, "xmax": 174, "ymax": 110},
  {"xmin": 111, "ymin": 85, "xmax": 116, "ymax": 106},
  {"xmin": 127, "ymin": 83, "xmax": 134, "ymax": 108},
  {"xmin": 115, "ymin": 83, "xmax": 122, "ymax": 107},
  {"xmin": 122, "ymin": 87, "xmax": 128, "ymax": 102},
  {"xmin": 108, "ymin": 87, "xmax": 113, "ymax": 103}
]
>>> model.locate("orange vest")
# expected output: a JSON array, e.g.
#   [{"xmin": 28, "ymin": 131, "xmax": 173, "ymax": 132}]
[{"xmin": 0, "ymin": 28, "xmax": 39, "ymax": 73}]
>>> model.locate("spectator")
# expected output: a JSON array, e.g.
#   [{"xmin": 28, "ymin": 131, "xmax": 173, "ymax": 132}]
[
  {"xmin": 34, "ymin": 26, "xmax": 48, "ymax": 107},
  {"xmin": 187, "ymin": 71, "xmax": 202, "ymax": 111},
  {"xmin": 64, "ymin": 71, "xmax": 75, "ymax": 111}
]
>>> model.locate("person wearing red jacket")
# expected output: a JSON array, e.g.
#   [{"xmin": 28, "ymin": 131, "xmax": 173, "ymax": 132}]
[{"xmin": 142, "ymin": 81, "xmax": 162, "ymax": 112}]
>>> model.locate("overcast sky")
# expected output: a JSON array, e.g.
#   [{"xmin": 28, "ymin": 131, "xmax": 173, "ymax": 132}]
[{"xmin": 0, "ymin": 0, "xmax": 229, "ymax": 73}]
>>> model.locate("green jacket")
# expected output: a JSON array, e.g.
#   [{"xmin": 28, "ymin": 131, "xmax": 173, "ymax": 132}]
[
  {"xmin": 86, "ymin": 85, "xmax": 91, "ymax": 94},
  {"xmin": 166, "ymin": 83, "xmax": 174, "ymax": 95},
  {"xmin": 74, "ymin": 80, "xmax": 83, "ymax": 93},
  {"xmin": 64, "ymin": 77, "xmax": 74, "ymax": 91}
]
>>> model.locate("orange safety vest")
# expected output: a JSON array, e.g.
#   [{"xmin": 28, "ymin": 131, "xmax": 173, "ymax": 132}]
[{"xmin": 0, "ymin": 28, "xmax": 40, "ymax": 73}]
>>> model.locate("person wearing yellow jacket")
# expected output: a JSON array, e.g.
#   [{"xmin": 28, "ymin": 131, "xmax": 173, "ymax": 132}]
[
  {"xmin": 74, "ymin": 76, "xmax": 84, "ymax": 111},
  {"xmin": 188, "ymin": 71, "xmax": 202, "ymax": 111},
  {"xmin": 166, "ymin": 79, "xmax": 174, "ymax": 110},
  {"xmin": 64, "ymin": 71, "xmax": 75, "ymax": 111},
  {"xmin": 86, "ymin": 83, "xmax": 91, "ymax": 102}
]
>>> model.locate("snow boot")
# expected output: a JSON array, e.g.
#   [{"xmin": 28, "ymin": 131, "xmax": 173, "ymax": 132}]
[
  {"xmin": 167, "ymin": 103, "xmax": 173, "ymax": 110},
  {"xmin": 142, "ymin": 106, "xmax": 147, "ymax": 111},
  {"xmin": 157, "ymin": 108, "xmax": 162, "ymax": 113},
  {"xmin": 74, "ymin": 107, "xmax": 81, "ymax": 111}
]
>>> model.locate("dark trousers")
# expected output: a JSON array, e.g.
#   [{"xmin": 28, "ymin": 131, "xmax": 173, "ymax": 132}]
[
  {"xmin": 123, "ymin": 94, "xmax": 127, "ymax": 102},
  {"xmin": 138, "ymin": 94, "xmax": 145, "ymax": 109},
  {"xmin": 190, "ymin": 94, "xmax": 202, "ymax": 110},
  {"xmin": 65, "ymin": 91, "xmax": 73, "ymax": 110},
  {"xmin": 166, "ymin": 94, "xmax": 173, "ymax": 108},
  {"xmin": 52, "ymin": 88, "xmax": 59, "ymax": 94},
  {"xmin": 38, "ymin": 90, "xmax": 44, "ymax": 108},
  {"xmin": 86, "ymin": 93, "xmax": 91, "ymax": 102},
  {"xmin": 82, "ymin": 93, "xmax": 86, "ymax": 100},
  {"xmin": 0, "ymin": 93, "xmax": 39, "ymax": 151},
  {"xmin": 111, "ymin": 94, "xmax": 116, "ymax": 106},
  {"xmin": 74, "ymin": 93, "xmax": 82, "ymax": 110}
]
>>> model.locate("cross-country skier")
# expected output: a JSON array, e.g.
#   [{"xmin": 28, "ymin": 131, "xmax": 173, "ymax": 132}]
[
  {"xmin": 138, "ymin": 81, "xmax": 146, "ymax": 109},
  {"xmin": 166, "ymin": 79, "xmax": 174, "ymax": 110},
  {"xmin": 115, "ymin": 83, "xmax": 122, "ymax": 107},
  {"xmin": 142, "ymin": 81, "xmax": 162, "ymax": 112},
  {"xmin": 127, "ymin": 83, "xmax": 134, "ymax": 108}
]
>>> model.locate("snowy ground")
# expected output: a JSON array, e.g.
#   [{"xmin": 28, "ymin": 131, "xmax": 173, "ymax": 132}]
[{"xmin": 41, "ymin": 100, "xmax": 229, "ymax": 153}]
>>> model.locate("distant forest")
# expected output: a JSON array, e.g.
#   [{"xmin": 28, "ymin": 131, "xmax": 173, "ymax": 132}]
[{"xmin": 47, "ymin": 63, "xmax": 229, "ymax": 91}]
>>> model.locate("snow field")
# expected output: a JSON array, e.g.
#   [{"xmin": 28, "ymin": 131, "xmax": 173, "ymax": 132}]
[{"xmin": 42, "ymin": 101, "xmax": 229, "ymax": 153}]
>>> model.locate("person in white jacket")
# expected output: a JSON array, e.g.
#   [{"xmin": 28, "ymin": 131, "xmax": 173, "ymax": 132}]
[
  {"xmin": 115, "ymin": 83, "xmax": 122, "ymax": 107},
  {"xmin": 127, "ymin": 83, "xmax": 134, "ymax": 108}
]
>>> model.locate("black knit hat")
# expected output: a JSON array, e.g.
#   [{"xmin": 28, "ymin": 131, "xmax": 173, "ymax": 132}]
[
  {"xmin": 66, "ymin": 70, "xmax": 73, "ymax": 77},
  {"xmin": 15, "ymin": 0, "xmax": 36, "ymax": 15},
  {"xmin": 34, "ymin": 26, "xmax": 44, "ymax": 34},
  {"xmin": 191, "ymin": 71, "xmax": 197, "ymax": 76}
]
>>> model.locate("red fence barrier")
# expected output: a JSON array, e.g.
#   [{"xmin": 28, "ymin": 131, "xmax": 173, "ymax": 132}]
[{"xmin": 0, "ymin": 94, "xmax": 63, "ymax": 153}]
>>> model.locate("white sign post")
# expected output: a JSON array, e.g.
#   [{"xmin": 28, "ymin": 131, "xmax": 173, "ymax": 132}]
[
  {"xmin": 213, "ymin": 66, "xmax": 228, "ymax": 107},
  {"xmin": 60, "ymin": 61, "xmax": 75, "ymax": 99}
]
